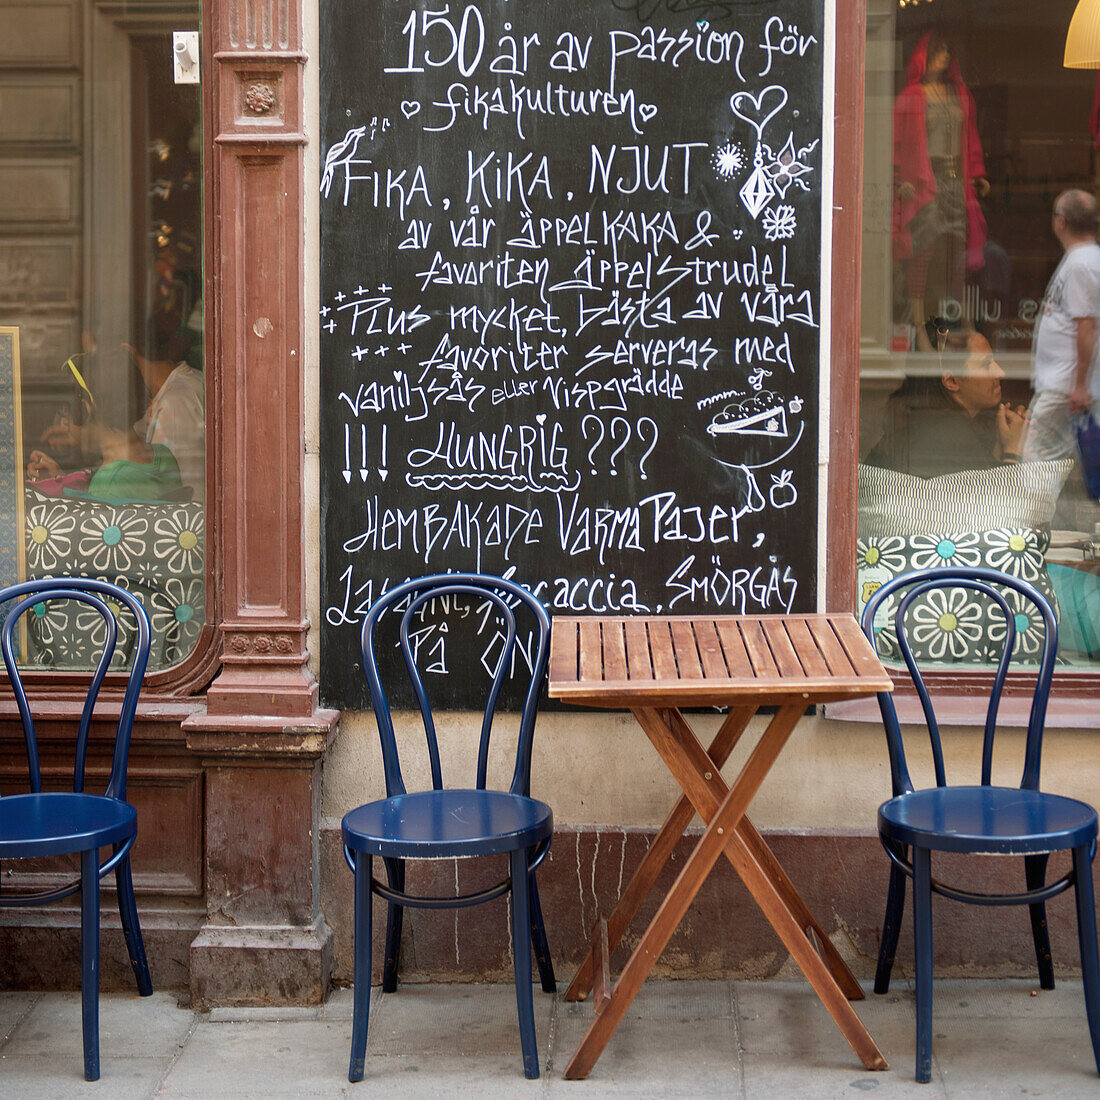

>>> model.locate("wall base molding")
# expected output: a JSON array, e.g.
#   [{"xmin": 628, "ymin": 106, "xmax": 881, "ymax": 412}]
[{"xmin": 320, "ymin": 824, "xmax": 1099, "ymax": 985}]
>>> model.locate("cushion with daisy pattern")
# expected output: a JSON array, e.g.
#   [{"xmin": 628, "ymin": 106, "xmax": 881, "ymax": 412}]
[
  {"xmin": 856, "ymin": 527, "xmax": 1057, "ymax": 664},
  {"xmin": 22, "ymin": 488, "xmax": 204, "ymax": 671}
]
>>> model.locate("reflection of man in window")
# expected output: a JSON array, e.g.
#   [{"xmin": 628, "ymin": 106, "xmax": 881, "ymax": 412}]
[
  {"xmin": 127, "ymin": 345, "xmax": 205, "ymax": 503},
  {"xmin": 865, "ymin": 320, "xmax": 1028, "ymax": 477},
  {"xmin": 1023, "ymin": 190, "xmax": 1100, "ymax": 475}
]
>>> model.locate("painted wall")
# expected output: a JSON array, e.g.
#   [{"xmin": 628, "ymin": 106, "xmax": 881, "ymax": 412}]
[{"xmin": 318, "ymin": 709, "xmax": 1100, "ymax": 833}]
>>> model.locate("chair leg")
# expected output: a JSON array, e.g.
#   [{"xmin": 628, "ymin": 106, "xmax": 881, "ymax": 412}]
[
  {"xmin": 115, "ymin": 848, "xmax": 153, "ymax": 997},
  {"xmin": 80, "ymin": 847, "xmax": 100, "ymax": 1082},
  {"xmin": 912, "ymin": 845, "xmax": 934, "ymax": 1084},
  {"xmin": 381, "ymin": 857, "xmax": 404, "ymax": 994},
  {"xmin": 1025, "ymin": 853, "xmax": 1055, "ymax": 990},
  {"xmin": 1072, "ymin": 844, "xmax": 1100, "ymax": 1075},
  {"xmin": 875, "ymin": 855, "xmax": 907, "ymax": 995},
  {"xmin": 349, "ymin": 852, "xmax": 373, "ymax": 1083},
  {"xmin": 510, "ymin": 848, "xmax": 539, "ymax": 1079},
  {"xmin": 528, "ymin": 864, "xmax": 555, "ymax": 994}
]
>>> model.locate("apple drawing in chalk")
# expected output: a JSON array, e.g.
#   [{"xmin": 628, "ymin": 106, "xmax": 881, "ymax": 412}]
[{"xmin": 769, "ymin": 469, "xmax": 796, "ymax": 508}]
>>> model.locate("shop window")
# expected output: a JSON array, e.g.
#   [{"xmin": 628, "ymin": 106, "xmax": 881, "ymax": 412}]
[
  {"xmin": 859, "ymin": 0, "xmax": 1100, "ymax": 673},
  {"xmin": 0, "ymin": 2, "xmax": 204, "ymax": 671}
]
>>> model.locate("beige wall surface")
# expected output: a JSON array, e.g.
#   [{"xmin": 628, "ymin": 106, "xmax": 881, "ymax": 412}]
[{"xmin": 319, "ymin": 707, "xmax": 1100, "ymax": 833}]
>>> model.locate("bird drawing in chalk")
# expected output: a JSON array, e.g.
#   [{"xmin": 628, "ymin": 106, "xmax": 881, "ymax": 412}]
[{"xmin": 321, "ymin": 126, "xmax": 366, "ymax": 202}]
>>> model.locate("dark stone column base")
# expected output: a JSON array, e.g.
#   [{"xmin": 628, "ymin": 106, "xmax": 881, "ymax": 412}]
[{"xmin": 189, "ymin": 919, "xmax": 334, "ymax": 1008}]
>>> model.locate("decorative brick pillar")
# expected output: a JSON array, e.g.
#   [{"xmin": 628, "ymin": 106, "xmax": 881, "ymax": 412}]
[{"xmin": 184, "ymin": 0, "xmax": 338, "ymax": 1007}]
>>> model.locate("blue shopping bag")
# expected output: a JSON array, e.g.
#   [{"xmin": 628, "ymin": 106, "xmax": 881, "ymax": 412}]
[{"xmin": 1077, "ymin": 413, "xmax": 1100, "ymax": 500}]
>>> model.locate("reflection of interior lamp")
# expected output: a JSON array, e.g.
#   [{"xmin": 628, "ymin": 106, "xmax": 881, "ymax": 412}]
[{"xmin": 1065, "ymin": 0, "xmax": 1100, "ymax": 67}]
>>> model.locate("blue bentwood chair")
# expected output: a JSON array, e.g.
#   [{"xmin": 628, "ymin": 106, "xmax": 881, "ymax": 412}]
[
  {"xmin": 342, "ymin": 574, "xmax": 556, "ymax": 1081},
  {"xmin": 861, "ymin": 566, "xmax": 1100, "ymax": 1082},
  {"xmin": 0, "ymin": 578, "xmax": 153, "ymax": 1081}
]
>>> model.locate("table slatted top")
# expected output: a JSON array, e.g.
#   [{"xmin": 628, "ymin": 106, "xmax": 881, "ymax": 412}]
[{"xmin": 548, "ymin": 614, "xmax": 893, "ymax": 708}]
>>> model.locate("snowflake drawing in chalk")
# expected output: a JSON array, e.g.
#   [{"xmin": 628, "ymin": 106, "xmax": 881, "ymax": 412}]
[
  {"xmin": 762, "ymin": 204, "xmax": 797, "ymax": 241},
  {"xmin": 761, "ymin": 133, "xmax": 820, "ymax": 198},
  {"xmin": 712, "ymin": 141, "xmax": 745, "ymax": 179}
]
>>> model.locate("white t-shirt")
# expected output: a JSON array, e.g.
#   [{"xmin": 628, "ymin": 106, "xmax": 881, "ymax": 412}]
[
  {"xmin": 135, "ymin": 362, "xmax": 205, "ymax": 500},
  {"xmin": 1032, "ymin": 241, "xmax": 1100, "ymax": 402}
]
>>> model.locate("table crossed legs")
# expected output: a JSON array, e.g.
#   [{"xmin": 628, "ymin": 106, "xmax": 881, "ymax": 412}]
[{"xmin": 562, "ymin": 703, "xmax": 888, "ymax": 1080}]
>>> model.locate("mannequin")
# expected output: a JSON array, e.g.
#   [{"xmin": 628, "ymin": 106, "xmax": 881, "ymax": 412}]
[{"xmin": 893, "ymin": 32, "xmax": 990, "ymax": 345}]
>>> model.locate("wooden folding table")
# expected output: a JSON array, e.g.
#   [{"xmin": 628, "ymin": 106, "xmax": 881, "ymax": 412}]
[{"xmin": 548, "ymin": 613, "xmax": 893, "ymax": 1080}]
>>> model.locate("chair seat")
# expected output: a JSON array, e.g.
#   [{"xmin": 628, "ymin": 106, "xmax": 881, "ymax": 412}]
[
  {"xmin": 879, "ymin": 786, "xmax": 1099, "ymax": 855},
  {"xmin": 342, "ymin": 789, "xmax": 553, "ymax": 858},
  {"xmin": 0, "ymin": 792, "xmax": 137, "ymax": 859}
]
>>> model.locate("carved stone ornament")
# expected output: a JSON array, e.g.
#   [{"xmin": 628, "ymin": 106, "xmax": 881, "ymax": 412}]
[
  {"xmin": 244, "ymin": 81, "xmax": 277, "ymax": 115},
  {"xmin": 225, "ymin": 632, "xmax": 299, "ymax": 656}
]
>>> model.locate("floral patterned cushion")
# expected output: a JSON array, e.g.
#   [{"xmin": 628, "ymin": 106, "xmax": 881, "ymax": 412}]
[
  {"xmin": 856, "ymin": 528, "xmax": 1057, "ymax": 664},
  {"xmin": 23, "ymin": 489, "xmax": 204, "ymax": 670}
]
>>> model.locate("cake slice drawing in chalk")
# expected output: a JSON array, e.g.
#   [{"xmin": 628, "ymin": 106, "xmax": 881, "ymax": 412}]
[{"xmin": 707, "ymin": 404, "xmax": 787, "ymax": 438}]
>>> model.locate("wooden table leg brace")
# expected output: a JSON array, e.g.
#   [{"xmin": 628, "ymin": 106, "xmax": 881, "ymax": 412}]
[
  {"xmin": 564, "ymin": 706, "xmax": 756, "ymax": 1005},
  {"xmin": 563, "ymin": 704, "xmax": 888, "ymax": 1080}
]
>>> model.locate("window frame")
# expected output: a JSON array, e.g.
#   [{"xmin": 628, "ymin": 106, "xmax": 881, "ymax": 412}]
[{"xmin": 830, "ymin": 0, "xmax": 1100, "ymax": 712}]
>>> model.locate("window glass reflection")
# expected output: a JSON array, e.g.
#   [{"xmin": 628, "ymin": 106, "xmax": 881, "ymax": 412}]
[
  {"xmin": 1, "ymin": 7, "xmax": 203, "ymax": 671},
  {"xmin": 859, "ymin": 0, "xmax": 1100, "ymax": 668}
]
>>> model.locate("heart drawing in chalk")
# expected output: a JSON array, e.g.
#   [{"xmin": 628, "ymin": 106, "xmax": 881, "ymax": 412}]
[
  {"xmin": 400, "ymin": 100, "xmax": 420, "ymax": 119},
  {"xmin": 697, "ymin": 20, "xmax": 709, "ymax": 31},
  {"xmin": 639, "ymin": 103, "xmax": 658, "ymax": 123},
  {"xmin": 729, "ymin": 86, "xmax": 788, "ymax": 140}
]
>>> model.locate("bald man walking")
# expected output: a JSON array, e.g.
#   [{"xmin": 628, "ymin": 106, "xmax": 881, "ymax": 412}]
[{"xmin": 1024, "ymin": 189, "xmax": 1100, "ymax": 477}]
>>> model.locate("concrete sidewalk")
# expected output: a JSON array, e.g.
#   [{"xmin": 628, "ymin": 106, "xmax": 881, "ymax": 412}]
[{"xmin": 1, "ymin": 978, "xmax": 1097, "ymax": 1098}]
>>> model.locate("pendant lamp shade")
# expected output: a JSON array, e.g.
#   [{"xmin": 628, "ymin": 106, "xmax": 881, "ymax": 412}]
[{"xmin": 1066, "ymin": 0, "xmax": 1100, "ymax": 68}]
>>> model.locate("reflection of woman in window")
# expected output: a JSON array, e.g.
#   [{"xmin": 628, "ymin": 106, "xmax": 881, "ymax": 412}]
[
  {"xmin": 26, "ymin": 341, "xmax": 203, "ymax": 502},
  {"xmin": 893, "ymin": 32, "xmax": 990, "ymax": 343},
  {"xmin": 27, "ymin": 395, "xmax": 183, "ymax": 503},
  {"xmin": 865, "ymin": 321, "xmax": 1028, "ymax": 477}
]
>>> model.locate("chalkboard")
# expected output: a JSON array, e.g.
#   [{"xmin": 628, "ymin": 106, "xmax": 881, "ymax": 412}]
[{"xmin": 320, "ymin": 0, "xmax": 825, "ymax": 710}]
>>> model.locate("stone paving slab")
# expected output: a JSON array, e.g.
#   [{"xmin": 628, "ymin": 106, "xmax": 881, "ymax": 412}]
[
  {"xmin": 1, "ymin": 992, "xmax": 193, "ymax": 1061},
  {"xmin": 0, "ymin": 980, "xmax": 1096, "ymax": 1098},
  {"xmin": 549, "ymin": 1013, "xmax": 739, "ymax": 1096},
  {"xmin": 364, "ymin": 981, "xmax": 555, "ymax": 1058},
  {"xmin": 734, "ymin": 979, "xmax": 915, "ymax": 1056},
  {"xmin": 157, "ymin": 1019, "xmax": 352, "ymax": 1099},
  {"xmin": 0, "ymin": 1056, "xmax": 176, "ymax": 1100},
  {"xmin": 0, "ymin": 991, "xmax": 36, "ymax": 1045}
]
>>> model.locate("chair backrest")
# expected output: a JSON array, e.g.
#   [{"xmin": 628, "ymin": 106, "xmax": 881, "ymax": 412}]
[
  {"xmin": 0, "ymin": 578, "xmax": 151, "ymax": 801},
  {"xmin": 359, "ymin": 573, "xmax": 551, "ymax": 799},
  {"xmin": 860, "ymin": 565, "xmax": 1057, "ymax": 797}
]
